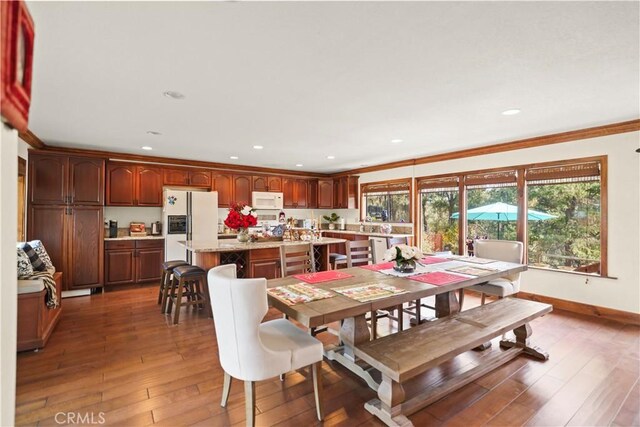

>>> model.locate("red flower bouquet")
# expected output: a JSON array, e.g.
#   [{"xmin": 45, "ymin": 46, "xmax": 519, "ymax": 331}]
[{"xmin": 224, "ymin": 202, "xmax": 258, "ymax": 230}]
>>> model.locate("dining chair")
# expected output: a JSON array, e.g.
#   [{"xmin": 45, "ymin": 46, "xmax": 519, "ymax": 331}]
[
  {"xmin": 459, "ymin": 239, "xmax": 524, "ymax": 309},
  {"xmin": 280, "ymin": 243, "xmax": 316, "ymax": 277},
  {"xmin": 347, "ymin": 239, "xmax": 403, "ymax": 339},
  {"xmin": 207, "ymin": 264, "xmax": 324, "ymax": 426}
]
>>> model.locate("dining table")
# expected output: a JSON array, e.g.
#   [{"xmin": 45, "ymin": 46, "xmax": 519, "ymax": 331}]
[{"xmin": 266, "ymin": 256, "xmax": 527, "ymax": 391}]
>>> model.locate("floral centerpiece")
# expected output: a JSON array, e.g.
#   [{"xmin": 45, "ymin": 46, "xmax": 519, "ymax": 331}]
[
  {"xmin": 224, "ymin": 202, "xmax": 258, "ymax": 242},
  {"xmin": 382, "ymin": 244, "xmax": 424, "ymax": 273}
]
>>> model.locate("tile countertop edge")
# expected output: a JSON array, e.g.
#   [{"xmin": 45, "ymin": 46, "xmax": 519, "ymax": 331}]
[{"xmin": 178, "ymin": 237, "xmax": 347, "ymax": 253}]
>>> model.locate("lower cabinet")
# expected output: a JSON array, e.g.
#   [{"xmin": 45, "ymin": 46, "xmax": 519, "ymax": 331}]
[
  {"xmin": 248, "ymin": 247, "xmax": 281, "ymax": 280},
  {"xmin": 105, "ymin": 239, "xmax": 164, "ymax": 285}
]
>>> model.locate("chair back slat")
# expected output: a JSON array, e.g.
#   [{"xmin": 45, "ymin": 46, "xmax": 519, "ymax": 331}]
[
  {"xmin": 346, "ymin": 239, "xmax": 374, "ymax": 268},
  {"xmin": 386, "ymin": 237, "xmax": 408, "ymax": 248},
  {"xmin": 280, "ymin": 243, "xmax": 316, "ymax": 277}
]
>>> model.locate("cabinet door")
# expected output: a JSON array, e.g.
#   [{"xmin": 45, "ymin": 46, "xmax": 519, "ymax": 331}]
[
  {"xmin": 106, "ymin": 163, "xmax": 136, "ymax": 206},
  {"xmin": 27, "ymin": 205, "xmax": 67, "ymax": 286},
  {"xmin": 267, "ymin": 176, "xmax": 282, "ymax": 192},
  {"xmin": 135, "ymin": 247, "xmax": 164, "ymax": 282},
  {"xmin": 213, "ymin": 173, "xmax": 233, "ymax": 207},
  {"xmin": 136, "ymin": 166, "xmax": 163, "ymax": 206},
  {"xmin": 68, "ymin": 206, "xmax": 103, "ymax": 289},
  {"xmin": 69, "ymin": 157, "xmax": 104, "ymax": 205},
  {"xmin": 283, "ymin": 179, "xmax": 296, "ymax": 208},
  {"xmin": 318, "ymin": 179, "xmax": 333, "ymax": 209},
  {"xmin": 163, "ymin": 168, "xmax": 190, "ymax": 186},
  {"xmin": 29, "ymin": 154, "xmax": 68, "ymax": 205},
  {"xmin": 189, "ymin": 171, "xmax": 211, "ymax": 188},
  {"xmin": 333, "ymin": 179, "xmax": 342, "ymax": 208},
  {"xmin": 295, "ymin": 179, "xmax": 308, "ymax": 208},
  {"xmin": 252, "ymin": 176, "xmax": 268, "ymax": 192},
  {"xmin": 105, "ymin": 250, "xmax": 135, "ymax": 285},
  {"xmin": 233, "ymin": 175, "xmax": 252, "ymax": 205},
  {"xmin": 249, "ymin": 260, "xmax": 280, "ymax": 280},
  {"xmin": 348, "ymin": 176, "xmax": 359, "ymax": 209},
  {"xmin": 307, "ymin": 179, "xmax": 318, "ymax": 209}
]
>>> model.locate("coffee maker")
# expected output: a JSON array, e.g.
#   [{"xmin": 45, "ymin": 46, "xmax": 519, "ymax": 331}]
[{"xmin": 108, "ymin": 220, "xmax": 118, "ymax": 238}]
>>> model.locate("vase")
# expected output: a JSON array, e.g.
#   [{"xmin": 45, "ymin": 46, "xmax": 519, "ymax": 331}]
[
  {"xmin": 328, "ymin": 223, "xmax": 335, "ymax": 230},
  {"xmin": 236, "ymin": 228, "xmax": 249, "ymax": 243},
  {"xmin": 393, "ymin": 260, "xmax": 416, "ymax": 273}
]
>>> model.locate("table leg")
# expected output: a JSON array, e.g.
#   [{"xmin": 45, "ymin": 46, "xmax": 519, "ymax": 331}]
[{"xmin": 435, "ymin": 291, "xmax": 460, "ymax": 318}]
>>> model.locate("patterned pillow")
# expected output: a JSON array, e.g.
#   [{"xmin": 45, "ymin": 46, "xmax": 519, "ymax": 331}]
[
  {"xmin": 21, "ymin": 243, "xmax": 47, "ymax": 272},
  {"xmin": 28, "ymin": 240, "xmax": 54, "ymax": 271},
  {"xmin": 17, "ymin": 248, "xmax": 34, "ymax": 278}
]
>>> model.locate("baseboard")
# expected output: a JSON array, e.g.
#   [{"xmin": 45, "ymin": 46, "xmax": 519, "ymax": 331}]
[
  {"xmin": 516, "ymin": 291, "xmax": 640, "ymax": 326},
  {"xmin": 61, "ymin": 289, "xmax": 91, "ymax": 298}
]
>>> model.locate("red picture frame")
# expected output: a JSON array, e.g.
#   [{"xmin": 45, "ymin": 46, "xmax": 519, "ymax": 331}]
[{"xmin": 1, "ymin": 0, "xmax": 35, "ymax": 132}]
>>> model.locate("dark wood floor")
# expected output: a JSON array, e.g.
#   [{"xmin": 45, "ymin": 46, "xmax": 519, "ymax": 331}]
[{"xmin": 15, "ymin": 286, "xmax": 640, "ymax": 426}]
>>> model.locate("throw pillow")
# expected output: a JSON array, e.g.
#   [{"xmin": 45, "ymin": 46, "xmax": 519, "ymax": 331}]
[
  {"xmin": 22, "ymin": 243, "xmax": 47, "ymax": 272},
  {"xmin": 28, "ymin": 240, "xmax": 55, "ymax": 271},
  {"xmin": 17, "ymin": 248, "xmax": 34, "ymax": 278}
]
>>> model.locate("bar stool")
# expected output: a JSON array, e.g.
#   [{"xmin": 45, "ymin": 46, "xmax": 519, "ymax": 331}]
[
  {"xmin": 329, "ymin": 253, "xmax": 347, "ymax": 270},
  {"xmin": 167, "ymin": 265, "xmax": 211, "ymax": 325},
  {"xmin": 159, "ymin": 260, "xmax": 189, "ymax": 313}
]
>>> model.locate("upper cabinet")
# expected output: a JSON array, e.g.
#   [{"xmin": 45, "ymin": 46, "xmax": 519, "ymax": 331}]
[
  {"xmin": 106, "ymin": 163, "xmax": 162, "ymax": 207},
  {"xmin": 253, "ymin": 175, "xmax": 283, "ymax": 193},
  {"xmin": 163, "ymin": 168, "xmax": 211, "ymax": 188},
  {"xmin": 333, "ymin": 176, "xmax": 359, "ymax": 209},
  {"xmin": 213, "ymin": 173, "xmax": 233, "ymax": 207},
  {"xmin": 233, "ymin": 174, "xmax": 252, "ymax": 205},
  {"xmin": 317, "ymin": 179, "xmax": 333, "ymax": 209},
  {"xmin": 283, "ymin": 178, "xmax": 312, "ymax": 209},
  {"xmin": 29, "ymin": 153, "xmax": 104, "ymax": 206}
]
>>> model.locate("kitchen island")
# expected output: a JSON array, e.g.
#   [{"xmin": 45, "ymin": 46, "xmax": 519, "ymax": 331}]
[{"xmin": 178, "ymin": 237, "xmax": 347, "ymax": 279}]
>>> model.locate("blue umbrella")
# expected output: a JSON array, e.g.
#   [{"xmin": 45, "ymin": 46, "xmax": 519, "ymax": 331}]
[{"xmin": 451, "ymin": 202, "xmax": 555, "ymax": 238}]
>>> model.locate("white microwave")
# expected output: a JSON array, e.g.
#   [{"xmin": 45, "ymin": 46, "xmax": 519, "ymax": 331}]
[{"xmin": 252, "ymin": 191, "xmax": 284, "ymax": 210}]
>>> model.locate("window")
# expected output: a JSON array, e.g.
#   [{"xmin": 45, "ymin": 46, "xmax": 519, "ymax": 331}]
[
  {"xmin": 526, "ymin": 161, "xmax": 602, "ymax": 274},
  {"xmin": 417, "ymin": 176, "xmax": 459, "ymax": 254},
  {"xmin": 361, "ymin": 179, "xmax": 411, "ymax": 223}
]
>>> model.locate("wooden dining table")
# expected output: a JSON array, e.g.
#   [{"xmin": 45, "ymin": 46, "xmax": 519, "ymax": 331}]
[{"xmin": 267, "ymin": 257, "xmax": 527, "ymax": 391}]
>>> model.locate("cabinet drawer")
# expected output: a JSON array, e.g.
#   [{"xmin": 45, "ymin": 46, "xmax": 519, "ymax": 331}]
[
  {"xmin": 135, "ymin": 239, "xmax": 164, "ymax": 249},
  {"xmin": 105, "ymin": 240, "xmax": 136, "ymax": 250}
]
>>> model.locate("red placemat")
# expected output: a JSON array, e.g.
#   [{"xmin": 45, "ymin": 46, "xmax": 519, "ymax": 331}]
[
  {"xmin": 293, "ymin": 270, "xmax": 354, "ymax": 284},
  {"xmin": 420, "ymin": 256, "xmax": 449, "ymax": 265},
  {"xmin": 359, "ymin": 262, "xmax": 395, "ymax": 271},
  {"xmin": 410, "ymin": 271, "xmax": 468, "ymax": 286}
]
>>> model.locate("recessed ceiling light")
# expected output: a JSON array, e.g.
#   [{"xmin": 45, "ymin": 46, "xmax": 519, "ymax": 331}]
[
  {"xmin": 163, "ymin": 90, "xmax": 185, "ymax": 100},
  {"xmin": 253, "ymin": 145, "xmax": 264, "ymax": 150},
  {"xmin": 295, "ymin": 164, "xmax": 303, "ymax": 167},
  {"xmin": 146, "ymin": 130, "xmax": 161, "ymax": 135},
  {"xmin": 502, "ymin": 109, "xmax": 521, "ymax": 116},
  {"xmin": 327, "ymin": 155, "xmax": 335, "ymax": 160},
  {"xmin": 141, "ymin": 146, "xmax": 153, "ymax": 151},
  {"xmin": 230, "ymin": 156, "xmax": 239, "ymax": 160},
  {"xmin": 391, "ymin": 139, "xmax": 403, "ymax": 144}
]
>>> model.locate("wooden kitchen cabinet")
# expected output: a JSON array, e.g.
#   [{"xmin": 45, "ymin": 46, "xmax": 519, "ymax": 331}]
[
  {"xmin": 213, "ymin": 173, "xmax": 233, "ymax": 207},
  {"xmin": 308, "ymin": 179, "xmax": 318, "ymax": 209},
  {"xmin": 283, "ymin": 178, "xmax": 311, "ymax": 208},
  {"xmin": 189, "ymin": 170, "xmax": 212, "ymax": 188},
  {"xmin": 27, "ymin": 205, "xmax": 67, "ymax": 278},
  {"xmin": 252, "ymin": 175, "xmax": 283, "ymax": 193},
  {"xmin": 318, "ymin": 179, "xmax": 333, "ymax": 209},
  {"xmin": 267, "ymin": 176, "xmax": 282, "ymax": 192},
  {"xmin": 248, "ymin": 247, "xmax": 281, "ymax": 279},
  {"xmin": 164, "ymin": 168, "xmax": 212, "ymax": 188},
  {"xmin": 295, "ymin": 179, "xmax": 308, "ymax": 208},
  {"xmin": 233, "ymin": 174, "xmax": 252, "ymax": 205},
  {"xmin": 69, "ymin": 157, "xmax": 104, "ymax": 205},
  {"xmin": 333, "ymin": 176, "xmax": 359, "ymax": 209},
  {"xmin": 106, "ymin": 162, "xmax": 163, "ymax": 207},
  {"xmin": 104, "ymin": 239, "xmax": 164, "ymax": 285}
]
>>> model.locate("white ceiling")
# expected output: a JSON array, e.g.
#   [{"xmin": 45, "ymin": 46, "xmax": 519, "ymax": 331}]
[{"xmin": 27, "ymin": 1, "xmax": 639, "ymax": 173}]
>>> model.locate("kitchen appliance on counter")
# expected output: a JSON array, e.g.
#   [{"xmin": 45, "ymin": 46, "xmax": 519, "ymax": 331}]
[
  {"xmin": 108, "ymin": 220, "xmax": 118, "ymax": 238},
  {"xmin": 129, "ymin": 222, "xmax": 147, "ymax": 237},
  {"xmin": 151, "ymin": 221, "xmax": 162, "ymax": 235},
  {"xmin": 252, "ymin": 191, "xmax": 284, "ymax": 210},
  {"xmin": 163, "ymin": 189, "xmax": 218, "ymax": 262}
]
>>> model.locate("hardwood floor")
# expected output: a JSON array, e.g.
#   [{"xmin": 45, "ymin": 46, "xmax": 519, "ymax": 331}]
[{"xmin": 15, "ymin": 286, "xmax": 640, "ymax": 426}]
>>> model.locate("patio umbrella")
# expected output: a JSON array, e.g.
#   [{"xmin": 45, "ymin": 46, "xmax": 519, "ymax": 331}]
[{"xmin": 451, "ymin": 202, "xmax": 555, "ymax": 239}]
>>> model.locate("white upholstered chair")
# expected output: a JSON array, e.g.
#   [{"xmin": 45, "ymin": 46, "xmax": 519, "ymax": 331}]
[
  {"xmin": 460, "ymin": 239, "xmax": 524, "ymax": 308},
  {"xmin": 207, "ymin": 264, "xmax": 324, "ymax": 426}
]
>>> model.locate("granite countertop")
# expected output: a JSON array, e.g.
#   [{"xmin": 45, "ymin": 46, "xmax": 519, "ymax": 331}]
[
  {"xmin": 178, "ymin": 237, "xmax": 347, "ymax": 253},
  {"xmin": 320, "ymin": 230, "xmax": 413, "ymax": 238},
  {"xmin": 104, "ymin": 235, "xmax": 165, "ymax": 241}
]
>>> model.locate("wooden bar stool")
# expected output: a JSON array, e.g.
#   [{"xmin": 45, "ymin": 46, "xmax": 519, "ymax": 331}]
[
  {"xmin": 159, "ymin": 260, "xmax": 189, "ymax": 313},
  {"xmin": 167, "ymin": 265, "xmax": 211, "ymax": 325}
]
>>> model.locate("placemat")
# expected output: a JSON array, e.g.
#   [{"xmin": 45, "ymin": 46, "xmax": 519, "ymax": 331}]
[
  {"xmin": 333, "ymin": 283, "xmax": 408, "ymax": 303},
  {"xmin": 293, "ymin": 270, "xmax": 354, "ymax": 284},
  {"xmin": 359, "ymin": 262, "xmax": 395, "ymax": 271},
  {"xmin": 267, "ymin": 283, "xmax": 335, "ymax": 306},
  {"xmin": 446, "ymin": 265, "xmax": 498, "ymax": 276},
  {"xmin": 410, "ymin": 271, "xmax": 468, "ymax": 286},
  {"xmin": 450, "ymin": 256, "xmax": 497, "ymax": 264},
  {"xmin": 420, "ymin": 256, "xmax": 450, "ymax": 265}
]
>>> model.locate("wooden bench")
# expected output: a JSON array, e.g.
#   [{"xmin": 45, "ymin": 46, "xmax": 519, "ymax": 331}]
[
  {"xmin": 354, "ymin": 297, "xmax": 552, "ymax": 426},
  {"xmin": 17, "ymin": 272, "xmax": 63, "ymax": 352}
]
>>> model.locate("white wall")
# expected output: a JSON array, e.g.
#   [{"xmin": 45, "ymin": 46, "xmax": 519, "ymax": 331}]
[
  {"xmin": 0, "ymin": 124, "xmax": 19, "ymax": 426},
  {"xmin": 358, "ymin": 131, "xmax": 640, "ymax": 313}
]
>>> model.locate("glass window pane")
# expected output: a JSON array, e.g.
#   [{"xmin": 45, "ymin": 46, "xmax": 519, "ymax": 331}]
[
  {"xmin": 466, "ymin": 186, "xmax": 518, "ymax": 251},
  {"xmin": 420, "ymin": 189, "xmax": 459, "ymax": 254},
  {"xmin": 527, "ymin": 181, "xmax": 601, "ymax": 274},
  {"xmin": 364, "ymin": 192, "xmax": 410, "ymax": 223}
]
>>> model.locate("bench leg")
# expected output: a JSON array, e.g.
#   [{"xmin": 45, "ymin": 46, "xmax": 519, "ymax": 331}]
[
  {"xmin": 500, "ymin": 323, "xmax": 549, "ymax": 360},
  {"xmin": 364, "ymin": 375, "xmax": 412, "ymax": 427}
]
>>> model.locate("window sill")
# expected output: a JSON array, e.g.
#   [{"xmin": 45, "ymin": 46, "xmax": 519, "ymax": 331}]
[{"xmin": 528, "ymin": 265, "xmax": 617, "ymax": 280}]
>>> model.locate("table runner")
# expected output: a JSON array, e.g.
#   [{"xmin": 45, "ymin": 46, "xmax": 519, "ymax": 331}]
[
  {"xmin": 293, "ymin": 270, "xmax": 354, "ymax": 284},
  {"xmin": 267, "ymin": 283, "xmax": 335, "ymax": 306}
]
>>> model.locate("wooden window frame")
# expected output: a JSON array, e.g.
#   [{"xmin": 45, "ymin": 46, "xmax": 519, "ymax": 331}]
[
  {"xmin": 414, "ymin": 155, "xmax": 608, "ymax": 276},
  {"xmin": 360, "ymin": 178, "xmax": 413, "ymax": 224}
]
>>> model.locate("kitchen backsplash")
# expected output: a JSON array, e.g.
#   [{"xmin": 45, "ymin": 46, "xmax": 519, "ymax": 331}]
[{"xmin": 103, "ymin": 206, "xmax": 162, "ymax": 228}]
